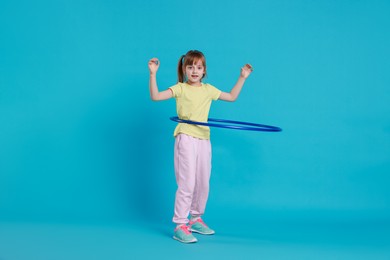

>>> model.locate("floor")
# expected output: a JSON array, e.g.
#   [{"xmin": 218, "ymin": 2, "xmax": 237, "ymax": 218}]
[{"xmin": 1, "ymin": 217, "xmax": 389, "ymax": 260}]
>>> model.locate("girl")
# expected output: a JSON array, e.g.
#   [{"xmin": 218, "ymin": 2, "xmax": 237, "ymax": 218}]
[{"xmin": 148, "ymin": 50, "xmax": 253, "ymax": 243}]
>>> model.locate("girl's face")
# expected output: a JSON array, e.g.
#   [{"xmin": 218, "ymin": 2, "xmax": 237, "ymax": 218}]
[{"xmin": 185, "ymin": 59, "xmax": 205, "ymax": 86}]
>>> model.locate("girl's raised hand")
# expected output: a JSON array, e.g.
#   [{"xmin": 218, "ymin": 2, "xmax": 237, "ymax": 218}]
[
  {"xmin": 148, "ymin": 58, "xmax": 160, "ymax": 75},
  {"xmin": 240, "ymin": 64, "xmax": 253, "ymax": 79}
]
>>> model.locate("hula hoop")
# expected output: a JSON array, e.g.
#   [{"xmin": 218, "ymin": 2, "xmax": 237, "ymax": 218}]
[{"xmin": 170, "ymin": 116, "xmax": 282, "ymax": 132}]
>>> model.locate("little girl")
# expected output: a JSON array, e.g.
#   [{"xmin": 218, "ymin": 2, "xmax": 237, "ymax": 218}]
[{"xmin": 148, "ymin": 50, "xmax": 252, "ymax": 243}]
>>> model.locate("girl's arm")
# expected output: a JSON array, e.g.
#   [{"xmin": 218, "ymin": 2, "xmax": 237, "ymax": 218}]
[
  {"xmin": 148, "ymin": 58, "xmax": 173, "ymax": 101},
  {"xmin": 219, "ymin": 64, "xmax": 253, "ymax": 102}
]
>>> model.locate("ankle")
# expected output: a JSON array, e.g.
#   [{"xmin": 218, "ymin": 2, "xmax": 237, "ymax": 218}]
[
  {"xmin": 176, "ymin": 224, "xmax": 186, "ymax": 229},
  {"xmin": 190, "ymin": 216, "xmax": 201, "ymax": 222}
]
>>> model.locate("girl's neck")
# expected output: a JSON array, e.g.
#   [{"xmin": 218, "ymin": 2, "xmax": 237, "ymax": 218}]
[{"xmin": 185, "ymin": 81, "xmax": 202, "ymax": 87}]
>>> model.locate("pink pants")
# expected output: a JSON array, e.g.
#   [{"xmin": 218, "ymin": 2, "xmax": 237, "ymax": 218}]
[{"xmin": 172, "ymin": 134, "xmax": 212, "ymax": 224}]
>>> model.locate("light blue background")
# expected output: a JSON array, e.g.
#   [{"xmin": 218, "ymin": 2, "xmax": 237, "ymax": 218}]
[{"xmin": 1, "ymin": 0, "xmax": 389, "ymax": 258}]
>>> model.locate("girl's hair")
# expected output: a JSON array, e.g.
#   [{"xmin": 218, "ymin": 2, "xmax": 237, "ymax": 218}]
[{"xmin": 177, "ymin": 50, "xmax": 207, "ymax": 83}]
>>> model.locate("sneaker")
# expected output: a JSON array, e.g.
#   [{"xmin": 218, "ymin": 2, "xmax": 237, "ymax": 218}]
[
  {"xmin": 189, "ymin": 218, "xmax": 215, "ymax": 235},
  {"xmin": 173, "ymin": 225, "xmax": 197, "ymax": 243}
]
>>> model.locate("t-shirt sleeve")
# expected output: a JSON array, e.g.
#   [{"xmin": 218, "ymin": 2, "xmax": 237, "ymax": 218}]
[
  {"xmin": 169, "ymin": 83, "xmax": 182, "ymax": 98},
  {"xmin": 207, "ymin": 84, "xmax": 222, "ymax": 100}
]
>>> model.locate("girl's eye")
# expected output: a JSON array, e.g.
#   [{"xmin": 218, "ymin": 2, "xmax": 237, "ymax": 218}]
[{"xmin": 198, "ymin": 67, "xmax": 203, "ymax": 70}]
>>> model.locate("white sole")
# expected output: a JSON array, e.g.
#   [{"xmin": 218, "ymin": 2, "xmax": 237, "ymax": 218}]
[
  {"xmin": 173, "ymin": 236, "xmax": 197, "ymax": 243},
  {"xmin": 189, "ymin": 229, "xmax": 215, "ymax": 235}
]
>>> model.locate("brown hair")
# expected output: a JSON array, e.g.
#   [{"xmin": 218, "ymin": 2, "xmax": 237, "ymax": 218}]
[{"xmin": 177, "ymin": 50, "xmax": 207, "ymax": 83}]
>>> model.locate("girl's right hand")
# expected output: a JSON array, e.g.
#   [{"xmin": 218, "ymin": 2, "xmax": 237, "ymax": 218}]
[{"xmin": 148, "ymin": 58, "xmax": 160, "ymax": 75}]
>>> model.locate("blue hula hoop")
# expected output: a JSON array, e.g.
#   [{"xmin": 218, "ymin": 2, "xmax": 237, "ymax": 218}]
[{"xmin": 170, "ymin": 116, "xmax": 282, "ymax": 132}]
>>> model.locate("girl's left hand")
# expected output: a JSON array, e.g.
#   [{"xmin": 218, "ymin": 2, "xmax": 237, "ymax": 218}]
[
  {"xmin": 241, "ymin": 64, "xmax": 253, "ymax": 79},
  {"xmin": 148, "ymin": 58, "xmax": 160, "ymax": 75}
]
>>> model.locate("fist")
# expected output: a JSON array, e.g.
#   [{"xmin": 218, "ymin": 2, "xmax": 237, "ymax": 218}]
[
  {"xmin": 241, "ymin": 64, "xmax": 253, "ymax": 79},
  {"xmin": 148, "ymin": 58, "xmax": 160, "ymax": 74}
]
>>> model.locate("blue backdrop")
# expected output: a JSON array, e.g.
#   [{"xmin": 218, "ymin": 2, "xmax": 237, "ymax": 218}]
[{"xmin": 1, "ymin": 0, "xmax": 389, "ymax": 226}]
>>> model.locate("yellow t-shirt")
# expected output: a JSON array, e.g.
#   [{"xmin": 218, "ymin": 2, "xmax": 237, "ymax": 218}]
[{"xmin": 169, "ymin": 82, "xmax": 221, "ymax": 140}]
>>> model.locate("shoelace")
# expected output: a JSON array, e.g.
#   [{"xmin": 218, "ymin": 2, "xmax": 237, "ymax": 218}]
[
  {"xmin": 190, "ymin": 218, "xmax": 207, "ymax": 227},
  {"xmin": 178, "ymin": 225, "xmax": 191, "ymax": 235}
]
